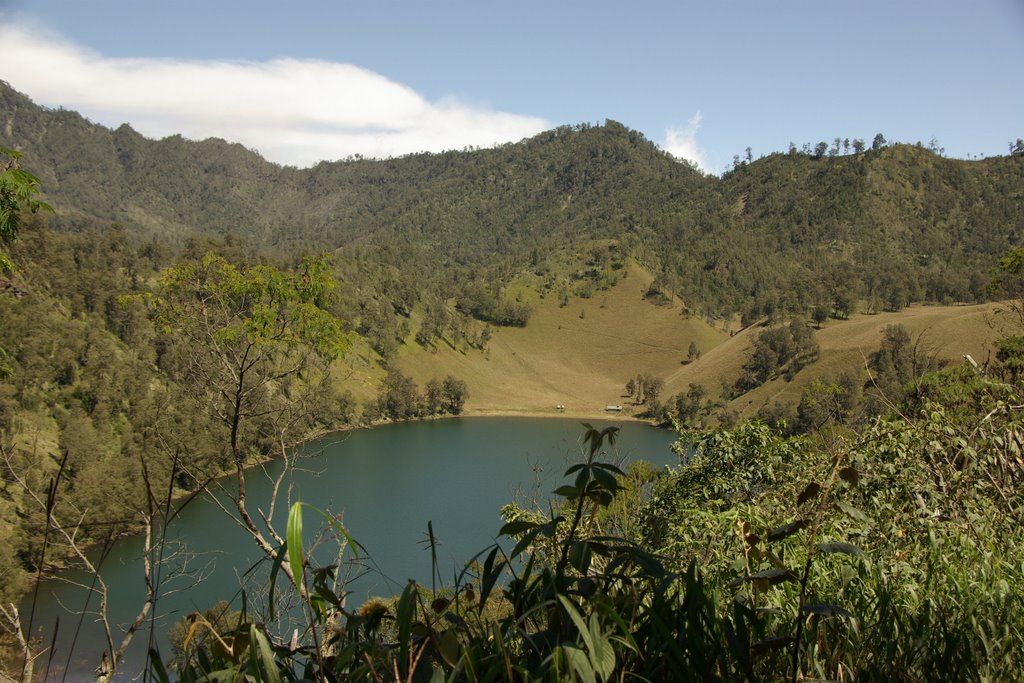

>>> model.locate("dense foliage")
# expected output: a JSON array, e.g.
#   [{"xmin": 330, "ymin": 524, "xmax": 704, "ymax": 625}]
[
  {"xmin": 3, "ymin": 82, "xmax": 1023, "ymax": 325},
  {"xmin": 146, "ymin": 361, "xmax": 1023, "ymax": 681}
]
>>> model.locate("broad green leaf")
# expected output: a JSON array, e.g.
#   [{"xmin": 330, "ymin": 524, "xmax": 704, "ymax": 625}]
[
  {"xmin": 589, "ymin": 615, "xmax": 616, "ymax": 681},
  {"xmin": 562, "ymin": 646, "xmax": 597, "ymax": 683},
  {"xmin": 267, "ymin": 541, "xmax": 287, "ymax": 622},
  {"xmin": 438, "ymin": 628, "xmax": 461, "ymax": 667},
  {"xmin": 554, "ymin": 485, "xmax": 581, "ymax": 498},
  {"xmin": 817, "ymin": 542, "xmax": 863, "ymax": 557},
  {"xmin": 837, "ymin": 501, "xmax": 871, "ymax": 523},
  {"xmin": 478, "ymin": 545, "xmax": 502, "ymax": 610},
  {"xmin": 248, "ymin": 625, "xmax": 282, "ymax": 683},
  {"xmin": 396, "ymin": 581, "xmax": 417, "ymax": 674},
  {"xmin": 286, "ymin": 503, "xmax": 304, "ymax": 590},
  {"xmin": 499, "ymin": 520, "xmax": 539, "ymax": 535},
  {"xmin": 147, "ymin": 648, "xmax": 172, "ymax": 683},
  {"xmin": 558, "ymin": 595, "xmax": 594, "ymax": 652},
  {"xmin": 591, "ymin": 462, "xmax": 626, "ymax": 474}
]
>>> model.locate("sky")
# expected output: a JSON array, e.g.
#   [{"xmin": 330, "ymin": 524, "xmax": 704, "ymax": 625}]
[{"xmin": 1, "ymin": 0, "xmax": 1022, "ymax": 174}]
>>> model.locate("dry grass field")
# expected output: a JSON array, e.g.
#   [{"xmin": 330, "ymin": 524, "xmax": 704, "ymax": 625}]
[
  {"xmin": 728, "ymin": 302, "xmax": 1004, "ymax": 420},
  {"xmin": 397, "ymin": 262, "xmax": 727, "ymax": 417},
  {"xmin": 388, "ymin": 261, "xmax": 1006, "ymax": 420}
]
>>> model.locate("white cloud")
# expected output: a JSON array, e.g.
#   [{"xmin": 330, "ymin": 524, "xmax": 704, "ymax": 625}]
[
  {"xmin": 0, "ymin": 23, "xmax": 551, "ymax": 166},
  {"xmin": 661, "ymin": 112, "xmax": 709, "ymax": 173}
]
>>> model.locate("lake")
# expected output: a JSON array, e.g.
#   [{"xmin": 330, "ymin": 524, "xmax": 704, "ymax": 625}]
[{"xmin": 23, "ymin": 417, "xmax": 679, "ymax": 680}]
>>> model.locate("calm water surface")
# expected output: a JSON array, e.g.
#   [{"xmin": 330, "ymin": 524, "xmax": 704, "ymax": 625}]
[{"xmin": 26, "ymin": 417, "xmax": 678, "ymax": 679}]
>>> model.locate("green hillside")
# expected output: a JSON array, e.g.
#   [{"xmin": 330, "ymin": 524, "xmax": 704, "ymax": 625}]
[
  {"xmin": 3, "ymin": 81, "xmax": 1024, "ymax": 681},
  {"xmin": 4, "ymin": 81, "xmax": 1023, "ymax": 326}
]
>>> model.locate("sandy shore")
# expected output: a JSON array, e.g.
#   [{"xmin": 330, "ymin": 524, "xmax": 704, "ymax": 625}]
[{"xmin": 461, "ymin": 406, "xmax": 651, "ymax": 422}]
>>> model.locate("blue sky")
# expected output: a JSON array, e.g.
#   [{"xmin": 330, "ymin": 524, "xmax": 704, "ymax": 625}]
[{"xmin": 1, "ymin": 0, "xmax": 1021, "ymax": 173}]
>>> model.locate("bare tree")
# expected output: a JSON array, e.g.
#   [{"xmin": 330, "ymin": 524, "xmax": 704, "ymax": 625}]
[{"xmin": 0, "ymin": 440, "xmax": 203, "ymax": 682}]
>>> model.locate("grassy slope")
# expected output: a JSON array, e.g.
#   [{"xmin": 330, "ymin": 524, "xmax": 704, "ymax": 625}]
[
  {"xmin": 397, "ymin": 262, "xmax": 728, "ymax": 416},
  {"xmin": 729, "ymin": 302, "xmax": 1002, "ymax": 419},
  {"xmin": 663, "ymin": 302, "xmax": 1003, "ymax": 420},
  {"xmin": 393, "ymin": 262, "xmax": 1004, "ymax": 420}
]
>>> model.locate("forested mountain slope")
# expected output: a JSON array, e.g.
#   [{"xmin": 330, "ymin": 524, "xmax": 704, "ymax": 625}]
[{"xmin": 3, "ymin": 81, "xmax": 1022, "ymax": 324}]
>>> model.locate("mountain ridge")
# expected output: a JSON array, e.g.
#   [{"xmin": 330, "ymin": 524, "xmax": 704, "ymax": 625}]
[{"xmin": 3, "ymin": 80, "xmax": 1023, "ymax": 322}]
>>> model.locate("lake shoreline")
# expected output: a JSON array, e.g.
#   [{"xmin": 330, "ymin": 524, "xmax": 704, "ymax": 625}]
[
  {"xmin": 22, "ymin": 408, "xmax": 668, "ymax": 580},
  {"xmin": 25, "ymin": 419, "xmax": 682, "ymax": 681}
]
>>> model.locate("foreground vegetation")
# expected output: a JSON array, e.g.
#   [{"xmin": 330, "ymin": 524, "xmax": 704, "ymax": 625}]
[
  {"xmin": 151, "ymin": 354, "xmax": 1024, "ymax": 681},
  {"xmin": 2, "ymin": 88, "xmax": 1024, "ymax": 678}
]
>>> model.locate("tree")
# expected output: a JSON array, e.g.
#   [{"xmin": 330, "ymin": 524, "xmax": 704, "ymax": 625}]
[
  {"xmin": 416, "ymin": 300, "xmax": 450, "ymax": 348},
  {"xmin": 643, "ymin": 377, "xmax": 664, "ymax": 406},
  {"xmin": 673, "ymin": 382, "xmax": 706, "ymax": 425},
  {"xmin": 1010, "ymin": 138, "xmax": 1024, "ymax": 157},
  {"xmin": 995, "ymin": 335, "xmax": 1024, "ymax": 384},
  {"xmin": 441, "ymin": 375, "xmax": 469, "ymax": 414},
  {"xmin": 687, "ymin": 340, "xmax": 700, "ymax": 362},
  {"xmin": 1, "ymin": 148, "xmax": 52, "ymax": 274},
  {"xmin": 147, "ymin": 252, "xmax": 348, "ymax": 568},
  {"xmin": 989, "ymin": 247, "xmax": 1024, "ymax": 330},
  {"xmin": 871, "ymin": 133, "xmax": 887, "ymax": 151},
  {"xmin": 424, "ymin": 378, "xmax": 444, "ymax": 415},
  {"xmin": 812, "ymin": 305, "xmax": 829, "ymax": 328},
  {"xmin": 832, "ymin": 290, "xmax": 854, "ymax": 319},
  {"xmin": 865, "ymin": 324, "xmax": 938, "ymax": 410},
  {"xmin": 376, "ymin": 369, "xmax": 421, "ymax": 420},
  {"xmin": 796, "ymin": 374, "xmax": 859, "ymax": 432}
]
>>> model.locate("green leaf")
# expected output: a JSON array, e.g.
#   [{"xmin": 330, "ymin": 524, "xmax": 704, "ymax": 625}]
[
  {"xmin": 591, "ymin": 466, "xmax": 619, "ymax": 492},
  {"xmin": 147, "ymin": 648, "xmax": 172, "ymax": 683},
  {"xmin": 837, "ymin": 501, "xmax": 871, "ymax": 523},
  {"xmin": 750, "ymin": 634, "xmax": 794, "ymax": 658},
  {"xmin": 286, "ymin": 503, "xmax": 304, "ymax": 590},
  {"xmin": 553, "ymin": 485, "xmax": 581, "ymax": 498},
  {"xmin": 248, "ymin": 625, "xmax": 282, "ymax": 683},
  {"xmin": 396, "ymin": 581, "xmax": 417, "ymax": 674},
  {"xmin": 562, "ymin": 646, "xmax": 597, "ymax": 683},
  {"xmin": 267, "ymin": 541, "xmax": 287, "ymax": 622},
  {"xmin": 817, "ymin": 542, "xmax": 863, "ymax": 557},
  {"xmin": 574, "ymin": 466, "xmax": 591, "ymax": 491},
  {"xmin": 478, "ymin": 545, "xmax": 502, "ymax": 610},
  {"xmin": 510, "ymin": 525, "xmax": 545, "ymax": 557},
  {"xmin": 592, "ymin": 462, "xmax": 626, "ymax": 477},
  {"xmin": 747, "ymin": 568, "xmax": 798, "ymax": 585},
  {"xmin": 589, "ymin": 617, "xmax": 616, "ymax": 681},
  {"xmin": 438, "ymin": 628, "xmax": 461, "ymax": 667},
  {"xmin": 558, "ymin": 595, "xmax": 594, "ymax": 648},
  {"xmin": 499, "ymin": 520, "xmax": 539, "ymax": 535},
  {"xmin": 568, "ymin": 540, "xmax": 592, "ymax": 574}
]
